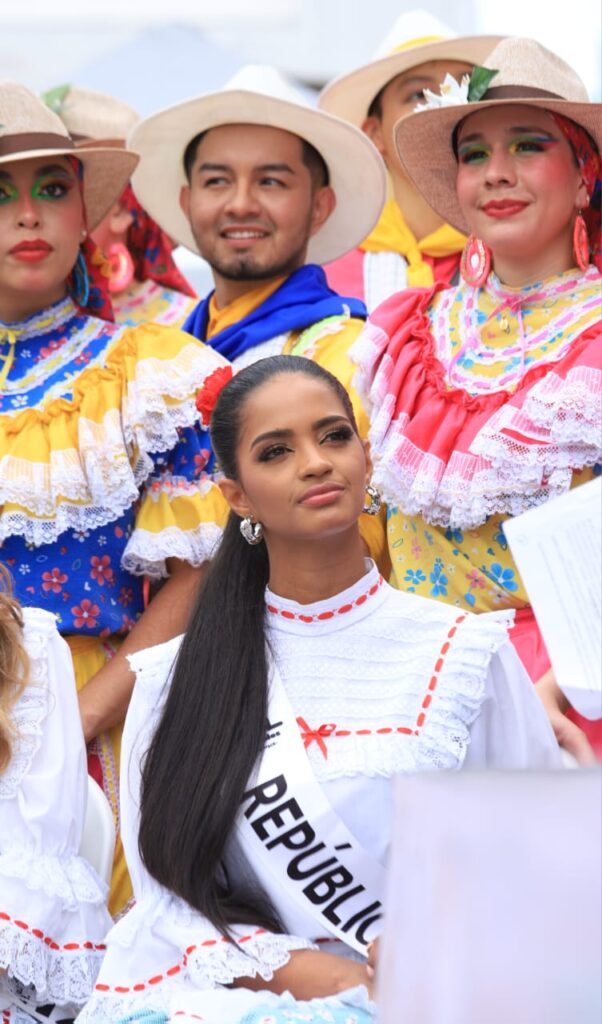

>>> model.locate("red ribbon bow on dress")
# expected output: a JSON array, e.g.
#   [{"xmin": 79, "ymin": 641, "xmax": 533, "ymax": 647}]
[{"xmin": 296, "ymin": 717, "xmax": 337, "ymax": 759}]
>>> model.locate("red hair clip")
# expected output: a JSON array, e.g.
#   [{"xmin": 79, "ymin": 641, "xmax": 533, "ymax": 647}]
[{"xmin": 196, "ymin": 365, "xmax": 233, "ymax": 426}]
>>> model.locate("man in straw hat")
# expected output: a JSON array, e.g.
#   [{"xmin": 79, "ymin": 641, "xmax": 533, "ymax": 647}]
[
  {"xmin": 43, "ymin": 83, "xmax": 197, "ymax": 328},
  {"xmin": 129, "ymin": 63, "xmax": 389, "ymax": 563},
  {"xmin": 319, "ymin": 9, "xmax": 501, "ymax": 310}
]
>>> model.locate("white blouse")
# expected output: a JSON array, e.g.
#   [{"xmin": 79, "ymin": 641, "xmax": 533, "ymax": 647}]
[
  {"xmin": 78, "ymin": 563, "xmax": 560, "ymax": 1023},
  {"xmin": 0, "ymin": 607, "xmax": 112, "ymax": 1017}
]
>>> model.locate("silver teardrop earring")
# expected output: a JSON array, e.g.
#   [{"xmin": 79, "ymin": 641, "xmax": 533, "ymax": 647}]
[
  {"xmin": 362, "ymin": 484, "xmax": 382, "ymax": 516},
  {"xmin": 240, "ymin": 516, "xmax": 264, "ymax": 545}
]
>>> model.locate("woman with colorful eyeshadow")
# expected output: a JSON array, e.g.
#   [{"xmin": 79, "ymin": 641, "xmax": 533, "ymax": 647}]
[
  {"xmin": 0, "ymin": 83, "xmax": 228, "ymax": 915},
  {"xmin": 352, "ymin": 37, "xmax": 601, "ymax": 761},
  {"xmin": 43, "ymin": 84, "xmax": 198, "ymax": 328}
]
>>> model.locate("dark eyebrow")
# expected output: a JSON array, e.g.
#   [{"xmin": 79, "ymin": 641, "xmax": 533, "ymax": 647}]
[
  {"xmin": 197, "ymin": 162, "xmax": 296, "ymax": 175},
  {"xmin": 250, "ymin": 414, "xmax": 351, "ymax": 450},
  {"xmin": 459, "ymin": 126, "xmax": 557, "ymax": 144},
  {"xmin": 198, "ymin": 162, "xmax": 231, "ymax": 173},
  {"xmin": 0, "ymin": 163, "xmax": 74, "ymax": 184},
  {"xmin": 256, "ymin": 163, "xmax": 295, "ymax": 175},
  {"xmin": 34, "ymin": 163, "xmax": 76, "ymax": 177}
]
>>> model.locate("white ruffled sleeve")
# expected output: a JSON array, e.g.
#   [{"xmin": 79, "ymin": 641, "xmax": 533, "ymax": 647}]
[
  {"xmin": 75, "ymin": 640, "xmax": 314, "ymax": 1023},
  {"xmin": 465, "ymin": 640, "xmax": 562, "ymax": 769},
  {"xmin": 0, "ymin": 608, "xmax": 112, "ymax": 1009}
]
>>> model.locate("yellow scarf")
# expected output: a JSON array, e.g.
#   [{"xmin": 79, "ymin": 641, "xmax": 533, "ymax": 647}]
[
  {"xmin": 206, "ymin": 277, "xmax": 287, "ymax": 339},
  {"xmin": 360, "ymin": 198, "xmax": 466, "ymax": 287}
]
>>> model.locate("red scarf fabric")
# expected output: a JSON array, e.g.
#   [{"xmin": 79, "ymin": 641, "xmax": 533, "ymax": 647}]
[
  {"xmin": 551, "ymin": 112, "xmax": 602, "ymax": 271},
  {"xmin": 121, "ymin": 184, "xmax": 196, "ymax": 297}
]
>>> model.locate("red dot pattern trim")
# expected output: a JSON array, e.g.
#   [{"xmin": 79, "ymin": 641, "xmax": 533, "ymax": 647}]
[
  {"xmin": 297, "ymin": 613, "xmax": 468, "ymax": 752},
  {"xmin": 0, "ymin": 910, "xmax": 106, "ymax": 953},
  {"xmin": 94, "ymin": 927, "xmax": 267, "ymax": 994},
  {"xmin": 267, "ymin": 577, "xmax": 384, "ymax": 623}
]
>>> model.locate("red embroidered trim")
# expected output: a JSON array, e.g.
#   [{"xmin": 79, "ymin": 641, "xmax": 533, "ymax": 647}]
[
  {"xmin": 267, "ymin": 576, "xmax": 384, "ymax": 623},
  {"xmin": 0, "ymin": 909, "xmax": 106, "ymax": 952},
  {"xmin": 94, "ymin": 928, "xmax": 267, "ymax": 994},
  {"xmin": 297, "ymin": 613, "xmax": 468, "ymax": 757}
]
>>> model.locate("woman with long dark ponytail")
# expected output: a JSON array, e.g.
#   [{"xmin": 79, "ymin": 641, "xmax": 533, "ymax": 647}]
[{"xmin": 80, "ymin": 356, "xmax": 560, "ymax": 1024}]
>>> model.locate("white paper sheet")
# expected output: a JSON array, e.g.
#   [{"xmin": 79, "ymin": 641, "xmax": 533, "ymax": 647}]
[{"xmin": 503, "ymin": 477, "xmax": 602, "ymax": 719}]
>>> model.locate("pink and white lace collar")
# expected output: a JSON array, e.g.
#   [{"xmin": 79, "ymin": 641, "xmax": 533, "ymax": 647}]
[{"xmin": 265, "ymin": 559, "xmax": 386, "ymax": 633}]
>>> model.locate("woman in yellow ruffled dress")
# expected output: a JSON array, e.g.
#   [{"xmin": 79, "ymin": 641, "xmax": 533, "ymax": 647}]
[{"xmin": 0, "ymin": 83, "xmax": 228, "ymax": 913}]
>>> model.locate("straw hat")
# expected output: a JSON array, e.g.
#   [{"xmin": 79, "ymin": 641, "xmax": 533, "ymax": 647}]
[
  {"xmin": 43, "ymin": 84, "xmax": 139, "ymax": 143},
  {"xmin": 319, "ymin": 10, "xmax": 502, "ymax": 127},
  {"xmin": 128, "ymin": 64, "xmax": 386, "ymax": 265},
  {"xmin": 0, "ymin": 81, "xmax": 139, "ymax": 230},
  {"xmin": 394, "ymin": 37, "xmax": 601, "ymax": 234}
]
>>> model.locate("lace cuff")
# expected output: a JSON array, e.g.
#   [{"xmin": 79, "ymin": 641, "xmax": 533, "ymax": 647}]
[{"xmin": 76, "ymin": 918, "xmax": 315, "ymax": 1024}]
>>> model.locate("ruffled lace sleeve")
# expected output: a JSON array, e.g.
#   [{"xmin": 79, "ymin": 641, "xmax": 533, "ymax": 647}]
[
  {"xmin": 0, "ymin": 609, "xmax": 51, "ymax": 800},
  {"xmin": 0, "ymin": 321, "xmax": 229, "ymax": 547},
  {"xmin": 74, "ymin": 638, "xmax": 315, "ymax": 1023},
  {"xmin": 350, "ymin": 290, "xmax": 601, "ymax": 529},
  {"xmin": 77, "ymin": 895, "xmax": 315, "ymax": 1024},
  {"xmin": 0, "ymin": 608, "xmax": 113, "ymax": 1009},
  {"xmin": 121, "ymin": 423, "xmax": 230, "ymax": 579}
]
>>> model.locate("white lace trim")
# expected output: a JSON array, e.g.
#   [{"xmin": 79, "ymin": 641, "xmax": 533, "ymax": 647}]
[
  {"xmin": 0, "ymin": 344, "xmax": 227, "ymax": 546},
  {"xmin": 0, "ymin": 919, "xmax": 105, "ymax": 1007},
  {"xmin": 352, "ymin": 325, "xmax": 601, "ymax": 528},
  {"xmin": 76, "ymin": 924, "xmax": 314, "ymax": 1023},
  {"xmin": 270, "ymin": 587, "xmax": 513, "ymax": 780},
  {"xmin": 0, "ymin": 610, "xmax": 56, "ymax": 800},
  {"xmin": 122, "ymin": 521, "xmax": 223, "ymax": 579},
  {"xmin": 0, "ymin": 844, "xmax": 108, "ymax": 910},
  {"xmin": 231, "ymin": 333, "xmax": 289, "ymax": 371}
]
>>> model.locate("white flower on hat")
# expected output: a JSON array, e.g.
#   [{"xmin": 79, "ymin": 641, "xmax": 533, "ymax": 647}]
[{"xmin": 415, "ymin": 72, "xmax": 470, "ymax": 111}]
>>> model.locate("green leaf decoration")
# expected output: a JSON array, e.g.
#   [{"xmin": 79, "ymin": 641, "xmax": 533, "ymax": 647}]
[
  {"xmin": 467, "ymin": 66, "xmax": 499, "ymax": 103},
  {"xmin": 41, "ymin": 84, "xmax": 71, "ymax": 114}
]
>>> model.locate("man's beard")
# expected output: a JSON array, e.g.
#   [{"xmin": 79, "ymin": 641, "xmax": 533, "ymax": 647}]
[
  {"xmin": 191, "ymin": 222, "xmax": 311, "ymax": 284},
  {"xmin": 208, "ymin": 250, "xmax": 305, "ymax": 282}
]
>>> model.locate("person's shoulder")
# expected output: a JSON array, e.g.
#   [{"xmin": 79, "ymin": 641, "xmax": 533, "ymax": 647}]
[
  {"xmin": 21, "ymin": 606, "xmax": 60, "ymax": 637},
  {"xmin": 380, "ymin": 582, "xmax": 513, "ymax": 644},
  {"xmin": 127, "ymin": 634, "xmax": 185, "ymax": 700}
]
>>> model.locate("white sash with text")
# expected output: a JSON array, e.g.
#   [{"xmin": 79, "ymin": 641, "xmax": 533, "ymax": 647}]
[{"xmin": 237, "ymin": 664, "xmax": 386, "ymax": 956}]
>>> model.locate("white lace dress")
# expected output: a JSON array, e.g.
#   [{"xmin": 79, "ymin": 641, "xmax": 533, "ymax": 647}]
[
  {"xmin": 77, "ymin": 562, "xmax": 560, "ymax": 1023},
  {"xmin": 0, "ymin": 608, "xmax": 112, "ymax": 1022}
]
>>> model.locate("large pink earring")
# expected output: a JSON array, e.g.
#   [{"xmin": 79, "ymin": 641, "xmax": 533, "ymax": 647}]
[
  {"xmin": 107, "ymin": 242, "xmax": 135, "ymax": 293},
  {"xmin": 460, "ymin": 234, "xmax": 491, "ymax": 287},
  {"xmin": 573, "ymin": 212, "xmax": 590, "ymax": 271}
]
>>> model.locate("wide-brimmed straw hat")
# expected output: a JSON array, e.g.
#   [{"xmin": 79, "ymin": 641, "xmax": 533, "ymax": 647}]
[
  {"xmin": 43, "ymin": 84, "xmax": 139, "ymax": 144},
  {"xmin": 319, "ymin": 10, "xmax": 502, "ymax": 127},
  {"xmin": 0, "ymin": 81, "xmax": 139, "ymax": 230},
  {"xmin": 128, "ymin": 64, "xmax": 387, "ymax": 265},
  {"xmin": 394, "ymin": 37, "xmax": 601, "ymax": 234}
]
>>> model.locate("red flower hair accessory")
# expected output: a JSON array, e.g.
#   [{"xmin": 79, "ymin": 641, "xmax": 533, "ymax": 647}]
[{"xmin": 196, "ymin": 365, "xmax": 233, "ymax": 426}]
